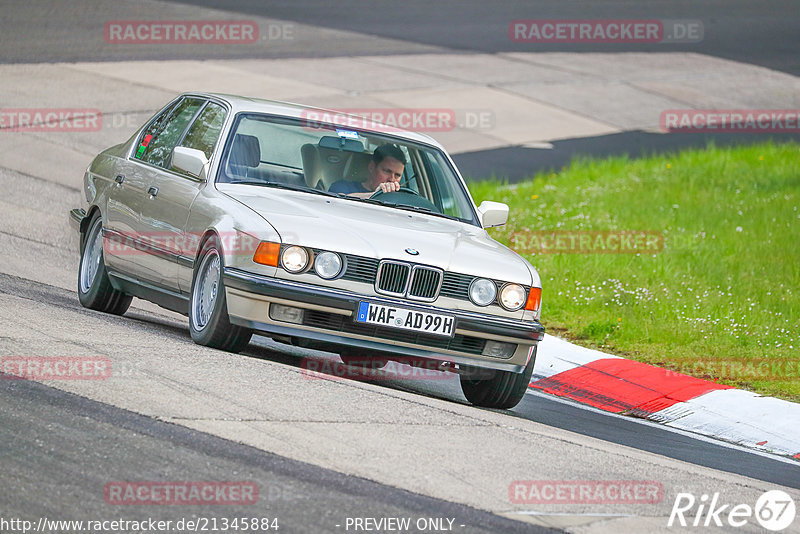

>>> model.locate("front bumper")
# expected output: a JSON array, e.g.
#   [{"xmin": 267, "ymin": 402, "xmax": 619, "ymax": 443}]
[
  {"xmin": 223, "ymin": 267, "xmax": 544, "ymax": 373},
  {"xmin": 69, "ymin": 208, "xmax": 88, "ymax": 252},
  {"xmin": 70, "ymin": 208, "xmax": 87, "ymax": 231}
]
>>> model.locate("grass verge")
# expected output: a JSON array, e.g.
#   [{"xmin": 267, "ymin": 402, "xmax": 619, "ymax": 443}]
[{"xmin": 469, "ymin": 141, "xmax": 800, "ymax": 401}]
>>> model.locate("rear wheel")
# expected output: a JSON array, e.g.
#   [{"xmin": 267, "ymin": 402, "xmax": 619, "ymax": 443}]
[
  {"xmin": 77, "ymin": 212, "xmax": 132, "ymax": 315},
  {"xmin": 189, "ymin": 237, "xmax": 253, "ymax": 353},
  {"xmin": 460, "ymin": 346, "xmax": 537, "ymax": 409}
]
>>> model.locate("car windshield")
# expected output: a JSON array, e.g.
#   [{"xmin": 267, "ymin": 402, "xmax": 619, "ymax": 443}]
[{"xmin": 216, "ymin": 113, "xmax": 479, "ymax": 225}]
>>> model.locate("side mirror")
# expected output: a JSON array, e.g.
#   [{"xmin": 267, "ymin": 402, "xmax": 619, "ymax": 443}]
[
  {"xmin": 477, "ymin": 200, "xmax": 509, "ymax": 228},
  {"xmin": 172, "ymin": 146, "xmax": 209, "ymax": 179}
]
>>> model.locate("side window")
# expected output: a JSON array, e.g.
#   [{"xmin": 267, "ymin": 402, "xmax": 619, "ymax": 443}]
[
  {"xmin": 180, "ymin": 102, "xmax": 227, "ymax": 160},
  {"xmin": 134, "ymin": 97, "xmax": 204, "ymax": 168},
  {"xmin": 133, "ymin": 101, "xmax": 179, "ymax": 160},
  {"xmin": 398, "ymin": 145, "xmax": 415, "ymax": 189},
  {"xmin": 421, "ymin": 150, "xmax": 472, "ymax": 220}
]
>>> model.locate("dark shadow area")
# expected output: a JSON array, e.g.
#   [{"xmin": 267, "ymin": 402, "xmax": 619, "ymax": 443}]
[
  {"xmin": 0, "ymin": 377, "xmax": 553, "ymax": 533},
  {"xmin": 6, "ymin": 1, "xmax": 797, "ymax": 73},
  {"xmin": 512, "ymin": 392, "xmax": 800, "ymax": 490},
  {"xmin": 4, "ymin": 271, "xmax": 798, "ymax": 493},
  {"xmin": 452, "ymin": 131, "xmax": 800, "ymax": 183},
  {"xmin": 167, "ymin": 0, "xmax": 800, "ymax": 76}
]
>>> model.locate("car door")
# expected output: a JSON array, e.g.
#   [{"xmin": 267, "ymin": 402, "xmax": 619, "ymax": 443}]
[
  {"xmin": 124, "ymin": 96, "xmax": 206, "ymax": 291},
  {"xmin": 103, "ymin": 98, "xmax": 181, "ymax": 279},
  {"xmin": 162, "ymin": 100, "xmax": 228, "ymax": 294}
]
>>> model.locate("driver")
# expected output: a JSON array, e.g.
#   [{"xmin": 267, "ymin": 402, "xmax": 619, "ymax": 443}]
[{"xmin": 329, "ymin": 143, "xmax": 406, "ymax": 197}]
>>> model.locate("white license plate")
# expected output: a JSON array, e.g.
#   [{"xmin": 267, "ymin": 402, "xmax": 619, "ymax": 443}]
[{"xmin": 355, "ymin": 301, "xmax": 455, "ymax": 337}]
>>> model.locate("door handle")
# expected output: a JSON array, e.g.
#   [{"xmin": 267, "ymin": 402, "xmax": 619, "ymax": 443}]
[
  {"xmin": 114, "ymin": 174, "xmax": 125, "ymax": 185},
  {"xmin": 147, "ymin": 186, "xmax": 158, "ymax": 198}
]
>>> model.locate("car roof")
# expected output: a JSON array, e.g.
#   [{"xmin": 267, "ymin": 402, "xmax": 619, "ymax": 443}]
[{"xmin": 188, "ymin": 92, "xmax": 446, "ymax": 150}]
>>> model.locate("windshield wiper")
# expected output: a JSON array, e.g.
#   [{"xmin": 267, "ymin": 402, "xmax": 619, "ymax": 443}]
[
  {"xmin": 332, "ymin": 194, "xmax": 390, "ymax": 207},
  {"xmin": 338, "ymin": 194, "xmax": 463, "ymax": 221},
  {"xmin": 228, "ymin": 180, "xmax": 340, "ymax": 197},
  {"xmin": 298, "ymin": 189, "xmax": 465, "ymax": 222},
  {"xmin": 388, "ymin": 204, "xmax": 463, "ymax": 221}
]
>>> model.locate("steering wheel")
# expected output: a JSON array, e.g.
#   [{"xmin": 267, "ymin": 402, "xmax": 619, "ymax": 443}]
[
  {"xmin": 369, "ymin": 186, "xmax": 419, "ymax": 199},
  {"xmin": 369, "ymin": 186, "xmax": 441, "ymax": 213}
]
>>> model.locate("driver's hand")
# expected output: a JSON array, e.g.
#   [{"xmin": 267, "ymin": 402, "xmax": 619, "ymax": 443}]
[{"xmin": 377, "ymin": 181, "xmax": 401, "ymax": 193}]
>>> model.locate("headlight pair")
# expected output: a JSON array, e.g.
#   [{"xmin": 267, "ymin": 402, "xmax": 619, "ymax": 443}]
[
  {"xmin": 468, "ymin": 278, "xmax": 526, "ymax": 311},
  {"xmin": 281, "ymin": 246, "xmax": 342, "ymax": 280}
]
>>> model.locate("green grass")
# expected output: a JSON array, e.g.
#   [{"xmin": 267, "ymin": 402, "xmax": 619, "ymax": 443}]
[{"xmin": 469, "ymin": 141, "xmax": 800, "ymax": 401}]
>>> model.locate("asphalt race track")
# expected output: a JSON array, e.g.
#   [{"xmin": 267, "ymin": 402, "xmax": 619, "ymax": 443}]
[
  {"xmin": 1, "ymin": 2, "xmax": 799, "ymax": 533},
  {"xmin": 3, "ymin": 272, "xmax": 800, "ymax": 532}
]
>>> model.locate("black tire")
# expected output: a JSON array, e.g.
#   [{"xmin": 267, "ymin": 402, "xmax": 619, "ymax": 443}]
[
  {"xmin": 460, "ymin": 345, "xmax": 538, "ymax": 409},
  {"xmin": 189, "ymin": 237, "xmax": 253, "ymax": 353},
  {"xmin": 77, "ymin": 212, "xmax": 132, "ymax": 315}
]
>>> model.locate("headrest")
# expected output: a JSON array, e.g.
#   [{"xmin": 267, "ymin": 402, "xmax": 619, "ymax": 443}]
[
  {"xmin": 230, "ymin": 134, "xmax": 260, "ymax": 168},
  {"xmin": 342, "ymin": 152, "xmax": 373, "ymax": 183}
]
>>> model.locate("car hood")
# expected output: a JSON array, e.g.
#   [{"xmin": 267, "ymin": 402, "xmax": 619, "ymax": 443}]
[{"xmin": 218, "ymin": 185, "xmax": 534, "ymax": 285}]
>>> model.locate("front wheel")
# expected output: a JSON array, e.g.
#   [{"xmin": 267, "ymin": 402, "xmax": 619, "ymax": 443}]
[
  {"xmin": 460, "ymin": 346, "xmax": 537, "ymax": 409},
  {"xmin": 77, "ymin": 212, "xmax": 132, "ymax": 315},
  {"xmin": 189, "ymin": 238, "xmax": 253, "ymax": 353}
]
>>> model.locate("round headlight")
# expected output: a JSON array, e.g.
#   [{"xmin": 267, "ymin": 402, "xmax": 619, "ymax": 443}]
[
  {"xmin": 281, "ymin": 246, "xmax": 309, "ymax": 273},
  {"xmin": 500, "ymin": 283, "xmax": 526, "ymax": 311},
  {"xmin": 314, "ymin": 251, "xmax": 342, "ymax": 279},
  {"xmin": 469, "ymin": 278, "xmax": 497, "ymax": 307}
]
